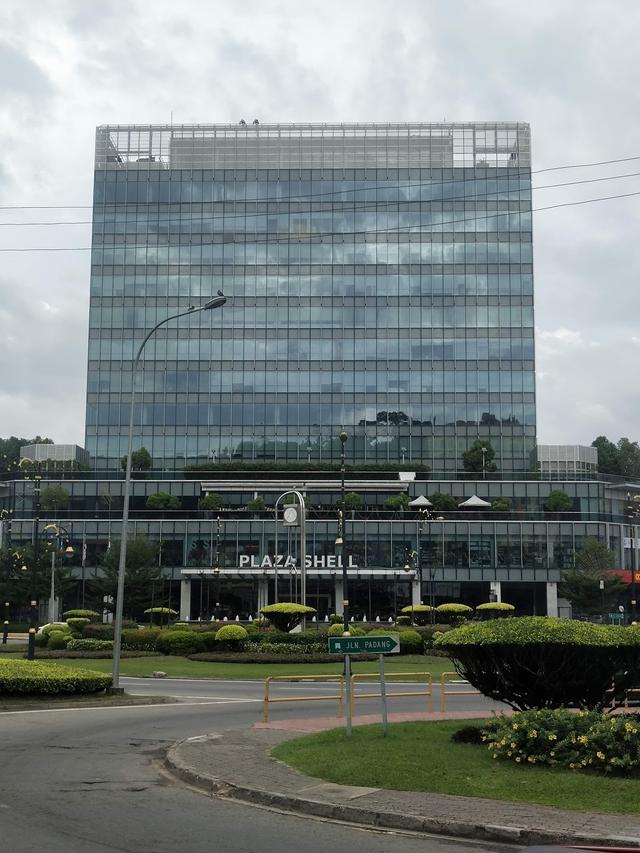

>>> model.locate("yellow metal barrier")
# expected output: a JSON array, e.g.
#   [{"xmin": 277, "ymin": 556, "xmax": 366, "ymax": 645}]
[
  {"xmin": 439, "ymin": 671, "xmax": 480, "ymax": 713},
  {"xmin": 349, "ymin": 672, "xmax": 433, "ymax": 716},
  {"xmin": 263, "ymin": 675, "xmax": 344, "ymax": 722}
]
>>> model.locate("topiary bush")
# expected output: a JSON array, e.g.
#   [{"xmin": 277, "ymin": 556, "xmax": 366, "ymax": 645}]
[
  {"xmin": 435, "ymin": 616, "xmax": 640, "ymax": 711},
  {"xmin": 121, "ymin": 628, "xmax": 161, "ymax": 651},
  {"xmin": 400, "ymin": 604, "xmax": 435, "ymax": 626},
  {"xmin": 475, "ymin": 602, "xmax": 515, "ymax": 619},
  {"xmin": 66, "ymin": 618, "xmax": 91, "ymax": 632},
  {"xmin": 435, "ymin": 603, "xmax": 473, "ymax": 625},
  {"xmin": 214, "ymin": 625, "xmax": 249, "ymax": 651},
  {"xmin": 482, "ymin": 709, "xmax": 640, "ymax": 774},
  {"xmin": 63, "ymin": 609, "xmax": 100, "ymax": 620},
  {"xmin": 155, "ymin": 630, "xmax": 205, "ymax": 656},
  {"xmin": 260, "ymin": 603, "xmax": 317, "ymax": 632},
  {"xmin": 82, "ymin": 623, "xmax": 115, "ymax": 640},
  {"xmin": 328, "ymin": 623, "xmax": 365, "ymax": 637},
  {"xmin": 397, "ymin": 628, "xmax": 424, "ymax": 654},
  {"xmin": 0, "ymin": 660, "xmax": 111, "ymax": 695},
  {"xmin": 41, "ymin": 622, "xmax": 70, "ymax": 637},
  {"xmin": 252, "ymin": 617, "xmax": 270, "ymax": 628},
  {"xmin": 67, "ymin": 639, "xmax": 114, "ymax": 651},
  {"xmin": 46, "ymin": 631, "xmax": 70, "ymax": 651},
  {"xmin": 328, "ymin": 613, "xmax": 343, "ymax": 625},
  {"xmin": 396, "ymin": 615, "xmax": 412, "ymax": 625}
]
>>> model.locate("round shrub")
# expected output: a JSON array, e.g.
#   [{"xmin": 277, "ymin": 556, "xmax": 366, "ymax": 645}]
[
  {"xmin": 0, "ymin": 659, "xmax": 111, "ymax": 694},
  {"xmin": 329, "ymin": 613, "xmax": 343, "ymax": 625},
  {"xmin": 173, "ymin": 622, "xmax": 190, "ymax": 630},
  {"xmin": 66, "ymin": 618, "xmax": 91, "ymax": 632},
  {"xmin": 400, "ymin": 603, "xmax": 435, "ymax": 626},
  {"xmin": 34, "ymin": 633, "xmax": 48, "ymax": 648},
  {"xmin": 47, "ymin": 631, "xmax": 70, "ymax": 650},
  {"xmin": 252, "ymin": 617, "xmax": 270, "ymax": 628},
  {"xmin": 475, "ymin": 602, "xmax": 515, "ymax": 619},
  {"xmin": 41, "ymin": 622, "xmax": 70, "ymax": 637},
  {"xmin": 435, "ymin": 603, "xmax": 473, "ymax": 625},
  {"xmin": 435, "ymin": 616, "xmax": 640, "ymax": 711},
  {"xmin": 327, "ymin": 624, "xmax": 365, "ymax": 637},
  {"xmin": 398, "ymin": 628, "xmax": 424, "ymax": 654},
  {"xmin": 155, "ymin": 630, "xmax": 205, "ymax": 656},
  {"xmin": 63, "ymin": 609, "xmax": 100, "ymax": 620},
  {"xmin": 121, "ymin": 628, "xmax": 161, "ymax": 651},
  {"xmin": 396, "ymin": 615, "xmax": 411, "ymax": 625},
  {"xmin": 260, "ymin": 603, "xmax": 317, "ymax": 632},
  {"xmin": 215, "ymin": 625, "xmax": 249, "ymax": 651},
  {"xmin": 82, "ymin": 623, "xmax": 115, "ymax": 640}
]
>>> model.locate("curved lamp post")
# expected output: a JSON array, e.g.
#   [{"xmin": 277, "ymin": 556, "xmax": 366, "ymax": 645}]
[
  {"xmin": 42, "ymin": 523, "xmax": 74, "ymax": 623},
  {"xmin": 111, "ymin": 294, "xmax": 227, "ymax": 692}
]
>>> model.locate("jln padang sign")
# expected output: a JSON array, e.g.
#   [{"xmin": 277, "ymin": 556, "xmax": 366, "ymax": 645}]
[
  {"xmin": 328, "ymin": 633, "xmax": 400, "ymax": 737},
  {"xmin": 328, "ymin": 634, "xmax": 400, "ymax": 655}
]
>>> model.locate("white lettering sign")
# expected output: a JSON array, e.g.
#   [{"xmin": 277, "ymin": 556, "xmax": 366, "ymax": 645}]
[{"xmin": 238, "ymin": 554, "xmax": 358, "ymax": 569}]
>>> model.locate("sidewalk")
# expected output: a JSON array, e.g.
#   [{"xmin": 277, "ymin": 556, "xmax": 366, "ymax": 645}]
[{"xmin": 165, "ymin": 711, "xmax": 640, "ymax": 848}]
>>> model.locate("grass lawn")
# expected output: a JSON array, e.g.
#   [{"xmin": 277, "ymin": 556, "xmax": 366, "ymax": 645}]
[
  {"xmin": 48, "ymin": 654, "xmax": 451, "ymax": 681},
  {"xmin": 272, "ymin": 720, "xmax": 640, "ymax": 815}
]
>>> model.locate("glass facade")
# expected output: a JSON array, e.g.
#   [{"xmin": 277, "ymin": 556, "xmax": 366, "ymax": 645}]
[{"xmin": 85, "ymin": 122, "xmax": 535, "ymax": 473}]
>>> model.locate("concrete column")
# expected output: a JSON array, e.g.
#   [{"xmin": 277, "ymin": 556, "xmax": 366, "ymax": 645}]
[
  {"xmin": 489, "ymin": 580, "xmax": 502, "ymax": 602},
  {"xmin": 179, "ymin": 579, "xmax": 191, "ymax": 622},
  {"xmin": 334, "ymin": 577, "xmax": 344, "ymax": 615},
  {"xmin": 257, "ymin": 578, "xmax": 269, "ymax": 612},
  {"xmin": 412, "ymin": 577, "xmax": 421, "ymax": 605},
  {"xmin": 546, "ymin": 581, "xmax": 558, "ymax": 617}
]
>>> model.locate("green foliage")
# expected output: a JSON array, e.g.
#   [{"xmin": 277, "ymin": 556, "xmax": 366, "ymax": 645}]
[
  {"xmin": 491, "ymin": 497, "xmax": 512, "ymax": 511},
  {"xmin": 41, "ymin": 622, "xmax": 70, "ymax": 637},
  {"xmin": 215, "ymin": 624, "xmax": 249, "ymax": 650},
  {"xmin": 435, "ymin": 617, "xmax": 640, "ymax": 710},
  {"xmin": 398, "ymin": 628, "xmax": 424, "ymax": 654},
  {"xmin": 121, "ymin": 628, "xmax": 161, "ymax": 651},
  {"xmin": 396, "ymin": 615, "xmax": 411, "ymax": 625},
  {"xmin": 144, "ymin": 607, "xmax": 177, "ymax": 615},
  {"xmin": 383, "ymin": 493, "xmax": 411, "ymax": 511},
  {"xmin": 155, "ymin": 630, "xmax": 205, "ymax": 655},
  {"xmin": 252, "ymin": 617, "xmax": 270, "ymax": 628},
  {"xmin": 544, "ymin": 489, "xmax": 573, "ymax": 512},
  {"xmin": 83, "ymin": 623, "xmax": 115, "ymax": 640},
  {"xmin": 0, "ymin": 435, "xmax": 54, "ymax": 474},
  {"xmin": 146, "ymin": 492, "xmax": 181, "ymax": 510},
  {"xmin": 428, "ymin": 492, "xmax": 457, "ymax": 512},
  {"xmin": 593, "ymin": 435, "xmax": 640, "ymax": 478},
  {"xmin": 328, "ymin": 613, "xmax": 343, "ymax": 624},
  {"xmin": 435, "ymin": 603, "xmax": 473, "ymax": 624},
  {"xmin": 260, "ymin": 602, "xmax": 317, "ymax": 632},
  {"xmin": 40, "ymin": 485, "xmax": 71, "ymax": 512},
  {"xmin": 400, "ymin": 603, "xmax": 434, "ymax": 626},
  {"xmin": 173, "ymin": 622, "xmax": 190, "ymax": 630},
  {"xmin": 328, "ymin": 623, "xmax": 365, "ymax": 636},
  {"xmin": 66, "ymin": 617, "xmax": 91, "ymax": 631},
  {"xmin": 47, "ymin": 631, "xmax": 70, "ymax": 650},
  {"xmin": 559, "ymin": 538, "xmax": 626, "ymax": 615},
  {"xmin": 336, "ymin": 491, "xmax": 364, "ymax": 511},
  {"xmin": 67, "ymin": 639, "xmax": 114, "ymax": 651},
  {"xmin": 121, "ymin": 447, "xmax": 152, "ymax": 472},
  {"xmin": 63, "ymin": 609, "xmax": 100, "ymax": 619},
  {"xmin": 483, "ymin": 709, "xmax": 640, "ymax": 774},
  {"xmin": 462, "ymin": 439, "xmax": 497, "ymax": 474},
  {"xmin": 247, "ymin": 496, "xmax": 266, "ymax": 512},
  {"xmin": 96, "ymin": 536, "xmax": 161, "ymax": 621},
  {"xmin": 198, "ymin": 493, "xmax": 224, "ymax": 512},
  {"xmin": 474, "ymin": 602, "xmax": 515, "ymax": 619},
  {"xmin": 185, "ymin": 461, "xmax": 430, "ymax": 474},
  {"xmin": 0, "ymin": 659, "xmax": 111, "ymax": 695}
]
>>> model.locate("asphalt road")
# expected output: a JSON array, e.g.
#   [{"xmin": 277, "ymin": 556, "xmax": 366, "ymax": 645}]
[{"xmin": 0, "ymin": 680, "xmax": 510, "ymax": 853}]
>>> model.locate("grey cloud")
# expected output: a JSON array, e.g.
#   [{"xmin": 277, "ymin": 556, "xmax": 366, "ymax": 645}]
[{"xmin": 0, "ymin": 40, "xmax": 53, "ymax": 99}]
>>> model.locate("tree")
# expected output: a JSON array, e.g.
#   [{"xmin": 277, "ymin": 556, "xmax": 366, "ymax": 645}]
[
  {"xmin": 491, "ymin": 497, "xmax": 512, "ymax": 511},
  {"xmin": 40, "ymin": 485, "xmax": 71, "ymax": 513},
  {"xmin": 0, "ymin": 435, "xmax": 54, "ymax": 474},
  {"xmin": 247, "ymin": 496, "xmax": 266, "ymax": 512},
  {"xmin": 0, "ymin": 544, "xmax": 72, "ymax": 614},
  {"xmin": 544, "ymin": 489, "xmax": 573, "ymax": 512},
  {"xmin": 383, "ymin": 493, "xmax": 411, "ymax": 511},
  {"xmin": 592, "ymin": 435, "xmax": 640, "ymax": 479},
  {"xmin": 94, "ymin": 536, "xmax": 161, "ymax": 621},
  {"xmin": 198, "ymin": 493, "xmax": 224, "ymax": 512},
  {"xmin": 592, "ymin": 435, "xmax": 621, "ymax": 475},
  {"xmin": 336, "ymin": 491, "xmax": 363, "ymax": 511},
  {"xmin": 120, "ymin": 447, "xmax": 152, "ymax": 473},
  {"xmin": 617, "ymin": 438, "xmax": 640, "ymax": 479},
  {"xmin": 558, "ymin": 538, "xmax": 626, "ymax": 615},
  {"xmin": 146, "ymin": 492, "xmax": 181, "ymax": 511},
  {"xmin": 462, "ymin": 439, "xmax": 497, "ymax": 474},
  {"xmin": 429, "ymin": 492, "xmax": 457, "ymax": 512}
]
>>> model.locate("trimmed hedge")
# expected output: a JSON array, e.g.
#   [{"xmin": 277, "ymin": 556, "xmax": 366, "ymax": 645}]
[
  {"xmin": 367, "ymin": 627, "xmax": 423, "ymax": 654},
  {"xmin": 48, "ymin": 631, "xmax": 70, "ymax": 650},
  {"xmin": 63, "ymin": 609, "xmax": 100, "ymax": 620},
  {"xmin": 188, "ymin": 652, "xmax": 375, "ymax": 664},
  {"xmin": 0, "ymin": 659, "xmax": 111, "ymax": 695},
  {"xmin": 475, "ymin": 602, "xmax": 515, "ymax": 618},
  {"xmin": 34, "ymin": 650, "xmax": 155, "ymax": 659},
  {"xmin": 67, "ymin": 639, "xmax": 114, "ymax": 651},
  {"xmin": 121, "ymin": 628, "xmax": 161, "ymax": 651},
  {"xmin": 41, "ymin": 622, "xmax": 70, "ymax": 637},
  {"xmin": 259, "ymin": 603, "xmax": 317, "ymax": 632},
  {"xmin": 435, "ymin": 616, "xmax": 640, "ymax": 710},
  {"xmin": 215, "ymin": 625, "xmax": 248, "ymax": 651},
  {"xmin": 155, "ymin": 630, "xmax": 205, "ymax": 655},
  {"xmin": 400, "ymin": 603, "xmax": 434, "ymax": 626},
  {"xmin": 435, "ymin": 603, "xmax": 473, "ymax": 624},
  {"xmin": 66, "ymin": 618, "xmax": 91, "ymax": 631},
  {"xmin": 327, "ymin": 624, "xmax": 365, "ymax": 637}
]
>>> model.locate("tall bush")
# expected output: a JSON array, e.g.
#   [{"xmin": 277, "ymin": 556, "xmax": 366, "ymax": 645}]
[
  {"xmin": 435, "ymin": 616, "xmax": 640, "ymax": 711},
  {"xmin": 260, "ymin": 602, "xmax": 317, "ymax": 632}
]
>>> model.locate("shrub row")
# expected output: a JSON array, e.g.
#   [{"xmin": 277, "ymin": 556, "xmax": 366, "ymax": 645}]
[
  {"xmin": 34, "ymin": 650, "xmax": 155, "ymax": 660},
  {"xmin": 188, "ymin": 652, "xmax": 374, "ymax": 664},
  {"xmin": 67, "ymin": 639, "xmax": 114, "ymax": 651},
  {"xmin": 0, "ymin": 659, "xmax": 111, "ymax": 695}
]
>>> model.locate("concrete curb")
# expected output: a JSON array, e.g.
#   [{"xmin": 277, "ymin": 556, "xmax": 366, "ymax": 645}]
[{"xmin": 164, "ymin": 736, "xmax": 640, "ymax": 848}]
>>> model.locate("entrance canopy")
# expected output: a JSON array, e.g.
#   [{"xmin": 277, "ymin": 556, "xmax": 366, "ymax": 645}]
[{"xmin": 458, "ymin": 494, "xmax": 491, "ymax": 508}]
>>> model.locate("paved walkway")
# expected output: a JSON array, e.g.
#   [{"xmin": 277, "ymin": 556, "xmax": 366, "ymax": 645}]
[{"xmin": 165, "ymin": 711, "xmax": 640, "ymax": 847}]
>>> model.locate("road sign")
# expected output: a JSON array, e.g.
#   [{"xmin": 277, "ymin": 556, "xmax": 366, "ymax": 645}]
[{"xmin": 328, "ymin": 634, "xmax": 400, "ymax": 655}]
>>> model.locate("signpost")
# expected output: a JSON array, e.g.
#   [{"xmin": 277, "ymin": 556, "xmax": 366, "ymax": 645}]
[{"xmin": 328, "ymin": 634, "xmax": 400, "ymax": 736}]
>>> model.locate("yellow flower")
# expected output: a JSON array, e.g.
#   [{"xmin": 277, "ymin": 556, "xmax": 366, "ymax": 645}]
[
  {"xmin": 528, "ymin": 730, "xmax": 538, "ymax": 738},
  {"xmin": 550, "ymin": 751, "xmax": 556, "ymax": 757},
  {"xmin": 510, "ymin": 742, "xmax": 516, "ymax": 748},
  {"xmin": 512, "ymin": 723, "xmax": 519, "ymax": 730},
  {"xmin": 527, "ymin": 756, "xmax": 536, "ymax": 764},
  {"xmin": 547, "ymin": 734, "xmax": 557, "ymax": 741},
  {"xmin": 577, "ymin": 735, "xmax": 589, "ymax": 745},
  {"xmin": 596, "ymin": 751, "xmax": 605, "ymax": 760},
  {"xmin": 515, "ymin": 756, "xmax": 522, "ymax": 763},
  {"xmin": 492, "ymin": 754, "xmax": 498, "ymax": 759}
]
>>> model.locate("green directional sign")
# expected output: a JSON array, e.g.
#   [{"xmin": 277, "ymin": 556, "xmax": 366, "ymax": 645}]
[{"xmin": 328, "ymin": 634, "xmax": 400, "ymax": 655}]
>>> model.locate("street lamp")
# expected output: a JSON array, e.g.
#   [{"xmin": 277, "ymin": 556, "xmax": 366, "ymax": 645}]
[
  {"xmin": 336, "ymin": 430, "xmax": 349, "ymax": 635},
  {"xmin": 111, "ymin": 293, "xmax": 226, "ymax": 692},
  {"xmin": 42, "ymin": 523, "xmax": 74, "ymax": 623},
  {"xmin": 481, "ymin": 446, "xmax": 488, "ymax": 480},
  {"xmin": 273, "ymin": 490, "xmax": 307, "ymax": 615}
]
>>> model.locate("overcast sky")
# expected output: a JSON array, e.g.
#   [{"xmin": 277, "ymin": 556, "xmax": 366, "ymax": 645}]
[{"xmin": 0, "ymin": 0, "xmax": 639, "ymax": 448}]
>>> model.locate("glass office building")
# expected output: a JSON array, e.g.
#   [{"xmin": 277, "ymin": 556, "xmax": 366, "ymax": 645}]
[{"xmin": 85, "ymin": 122, "xmax": 535, "ymax": 473}]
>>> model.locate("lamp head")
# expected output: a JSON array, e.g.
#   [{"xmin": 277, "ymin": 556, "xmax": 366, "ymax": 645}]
[
  {"xmin": 203, "ymin": 293, "xmax": 227, "ymax": 311},
  {"xmin": 339, "ymin": 430, "xmax": 348, "ymax": 444}
]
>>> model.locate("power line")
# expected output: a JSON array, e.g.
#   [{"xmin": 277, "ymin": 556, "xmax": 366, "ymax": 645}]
[
  {"xmin": 1, "ymin": 150, "xmax": 640, "ymax": 214},
  {"xmin": 2, "ymin": 168, "xmax": 640, "ymax": 228},
  {"xmin": 0, "ymin": 188, "xmax": 638, "ymax": 252}
]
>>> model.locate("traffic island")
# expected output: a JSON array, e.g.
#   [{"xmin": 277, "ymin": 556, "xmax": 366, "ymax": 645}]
[{"xmin": 164, "ymin": 723, "xmax": 640, "ymax": 848}]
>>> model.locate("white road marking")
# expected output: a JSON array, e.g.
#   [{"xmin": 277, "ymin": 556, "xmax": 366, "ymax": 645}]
[{"xmin": 0, "ymin": 698, "xmax": 261, "ymax": 716}]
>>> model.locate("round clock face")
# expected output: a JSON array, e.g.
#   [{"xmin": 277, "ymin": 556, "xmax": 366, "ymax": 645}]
[{"xmin": 283, "ymin": 506, "xmax": 298, "ymax": 523}]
